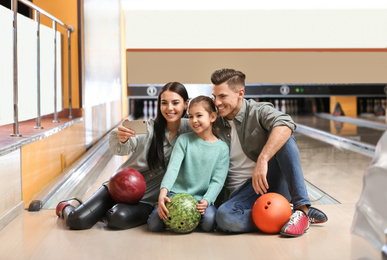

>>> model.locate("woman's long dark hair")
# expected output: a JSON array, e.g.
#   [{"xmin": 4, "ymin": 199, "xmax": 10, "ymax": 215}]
[{"xmin": 147, "ymin": 82, "xmax": 189, "ymax": 173}]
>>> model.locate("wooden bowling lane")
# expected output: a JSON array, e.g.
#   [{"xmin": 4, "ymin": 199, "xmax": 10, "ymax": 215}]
[
  {"xmin": 294, "ymin": 114, "xmax": 386, "ymax": 147},
  {"xmin": 292, "ymin": 114, "xmax": 378, "ymax": 204},
  {"xmin": 295, "ymin": 132, "xmax": 372, "ymax": 204}
]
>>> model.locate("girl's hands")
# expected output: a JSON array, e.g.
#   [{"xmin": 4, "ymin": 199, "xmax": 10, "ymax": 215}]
[
  {"xmin": 158, "ymin": 188, "xmax": 170, "ymax": 220},
  {"xmin": 158, "ymin": 190, "xmax": 208, "ymax": 218},
  {"xmin": 197, "ymin": 200, "xmax": 208, "ymax": 215},
  {"xmin": 117, "ymin": 119, "xmax": 136, "ymax": 143}
]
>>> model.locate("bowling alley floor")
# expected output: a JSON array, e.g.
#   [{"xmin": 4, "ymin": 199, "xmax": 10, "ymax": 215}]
[{"xmin": 0, "ymin": 115, "xmax": 384, "ymax": 260}]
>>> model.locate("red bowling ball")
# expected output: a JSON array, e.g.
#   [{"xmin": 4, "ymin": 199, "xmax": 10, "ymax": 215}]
[
  {"xmin": 252, "ymin": 192, "xmax": 292, "ymax": 234},
  {"xmin": 108, "ymin": 167, "xmax": 146, "ymax": 204}
]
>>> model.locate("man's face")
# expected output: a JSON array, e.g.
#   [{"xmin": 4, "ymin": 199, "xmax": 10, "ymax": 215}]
[{"xmin": 212, "ymin": 82, "xmax": 244, "ymax": 120}]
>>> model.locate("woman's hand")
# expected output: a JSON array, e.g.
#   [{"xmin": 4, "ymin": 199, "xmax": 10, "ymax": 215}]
[{"xmin": 117, "ymin": 119, "xmax": 136, "ymax": 143}]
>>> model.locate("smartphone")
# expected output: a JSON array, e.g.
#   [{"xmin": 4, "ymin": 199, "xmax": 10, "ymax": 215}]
[{"xmin": 122, "ymin": 120, "xmax": 148, "ymax": 134}]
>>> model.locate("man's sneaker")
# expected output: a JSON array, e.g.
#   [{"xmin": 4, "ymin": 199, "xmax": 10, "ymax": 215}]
[
  {"xmin": 308, "ymin": 207, "xmax": 328, "ymax": 224},
  {"xmin": 280, "ymin": 210, "xmax": 309, "ymax": 237},
  {"xmin": 55, "ymin": 198, "xmax": 82, "ymax": 218}
]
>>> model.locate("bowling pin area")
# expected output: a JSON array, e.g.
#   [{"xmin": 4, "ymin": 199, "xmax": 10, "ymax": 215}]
[{"xmin": 0, "ymin": 93, "xmax": 386, "ymax": 260}]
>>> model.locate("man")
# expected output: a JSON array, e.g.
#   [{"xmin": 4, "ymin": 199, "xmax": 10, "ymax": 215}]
[{"xmin": 211, "ymin": 68, "xmax": 327, "ymax": 237}]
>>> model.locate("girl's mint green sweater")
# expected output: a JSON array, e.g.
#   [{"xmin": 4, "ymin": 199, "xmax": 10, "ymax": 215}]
[{"xmin": 160, "ymin": 132, "xmax": 229, "ymax": 205}]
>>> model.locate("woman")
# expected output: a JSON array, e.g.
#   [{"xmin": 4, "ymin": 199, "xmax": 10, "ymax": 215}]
[{"xmin": 56, "ymin": 82, "xmax": 192, "ymax": 230}]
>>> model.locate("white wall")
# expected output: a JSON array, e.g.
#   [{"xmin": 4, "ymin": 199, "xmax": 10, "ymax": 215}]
[
  {"xmin": 0, "ymin": 5, "xmax": 62, "ymax": 126},
  {"xmin": 0, "ymin": 6, "xmax": 13, "ymax": 125},
  {"xmin": 83, "ymin": 0, "xmax": 122, "ymax": 146},
  {"xmin": 122, "ymin": 0, "xmax": 387, "ymax": 49}
]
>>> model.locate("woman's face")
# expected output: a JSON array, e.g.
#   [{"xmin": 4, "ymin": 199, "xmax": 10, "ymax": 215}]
[{"xmin": 159, "ymin": 90, "xmax": 187, "ymax": 124}]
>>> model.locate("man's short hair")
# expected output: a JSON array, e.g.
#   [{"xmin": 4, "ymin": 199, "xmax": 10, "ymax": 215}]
[{"xmin": 210, "ymin": 68, "xmax": 246, "ymax": 91}]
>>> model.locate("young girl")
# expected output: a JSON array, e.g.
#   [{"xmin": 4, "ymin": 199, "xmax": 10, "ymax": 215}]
[
  {"xmin": 147, "ymin": 95, "xmax": 229, "ymax": 232},
  {"xmin": 56, "ymin": 82, "xmax": 192, "ymax": 230}
]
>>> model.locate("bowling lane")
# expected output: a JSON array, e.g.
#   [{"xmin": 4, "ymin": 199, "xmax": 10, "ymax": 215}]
[
  {"xmin": 291, "ymin": 114, "xmax": 382, "ymax": 204},
  {"xmin": 294, "ymin": 132, "xmax": 371, "ymax": 204},
  {"xmin": 293, "ymin": 114, "xmax": 386, "ymax": 147}
]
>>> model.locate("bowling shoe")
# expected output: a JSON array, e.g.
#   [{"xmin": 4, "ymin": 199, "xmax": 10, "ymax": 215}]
[
  {"xmin": 308, "ymin": 207, "xmax": 328, "ymax": 224},
  {"xmin": 55, "ymin": 198, "xmax": 82, "ymax": 218},
  {"xmin": 280, "ymin": 210, "xmax": 309, "ymax": 237}
]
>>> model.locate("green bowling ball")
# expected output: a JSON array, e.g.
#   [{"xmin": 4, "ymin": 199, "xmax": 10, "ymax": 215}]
[{"xmin": 163, "ymin": 193, "xmax": 201, "ymax": 233}]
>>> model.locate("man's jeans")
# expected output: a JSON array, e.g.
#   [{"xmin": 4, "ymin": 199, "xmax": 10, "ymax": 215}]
[{"xmin": 216, "ymin": 135, "xmax": 310, "ymax": 233}]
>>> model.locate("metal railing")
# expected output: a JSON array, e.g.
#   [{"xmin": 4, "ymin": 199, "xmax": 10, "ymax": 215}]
[{"xmin": 11, "ymin": 0, "xmax": 74, "ymax": 136}]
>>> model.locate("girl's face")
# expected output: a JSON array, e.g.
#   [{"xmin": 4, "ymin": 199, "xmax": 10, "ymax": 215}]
[
  {"xmin": 160, "ymin": 90, "xmax": 188, "ymax": 124},
  {"xmin": 188, "ymin": 103, "xmax": 217, "ymax": 135}
]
